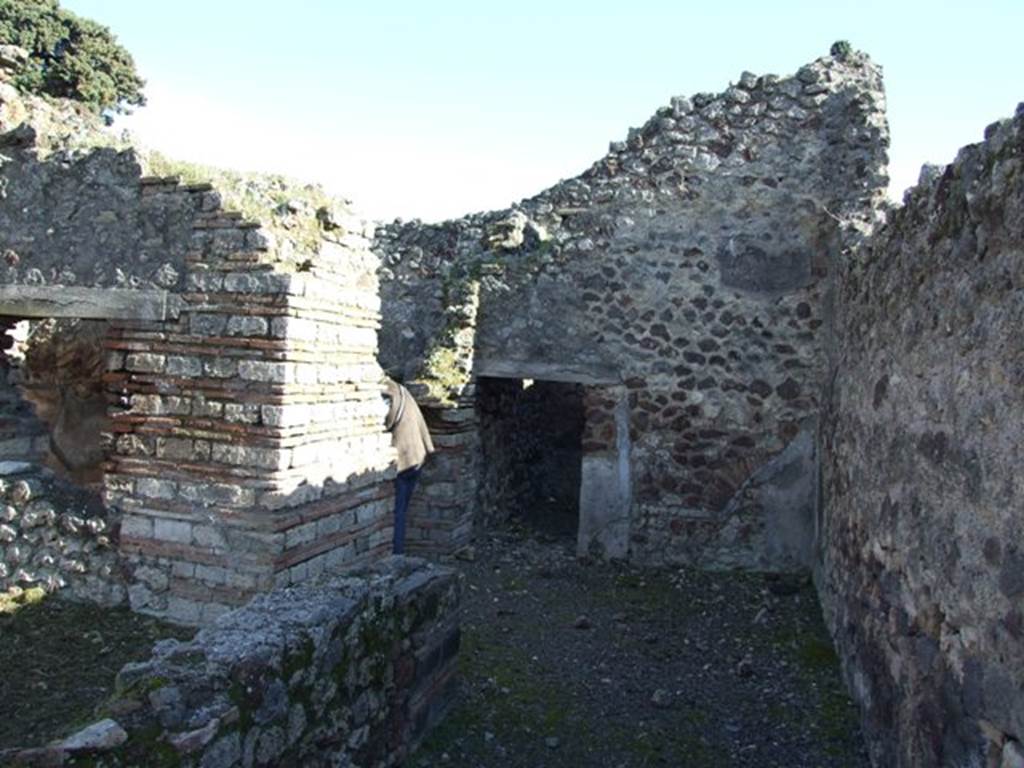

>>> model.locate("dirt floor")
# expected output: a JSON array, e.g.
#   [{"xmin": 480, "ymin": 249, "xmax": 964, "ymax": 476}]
[
  {"xmin": 0, "ymin": 522, "xmax": 869, "ymax": 767},
  {"xmin": 0, "ymin": 588, "xmax": 194, "ymax": 751},
  {"xmin": 415, "ymin": 521, "xmax": 870, "ymax": 768}
]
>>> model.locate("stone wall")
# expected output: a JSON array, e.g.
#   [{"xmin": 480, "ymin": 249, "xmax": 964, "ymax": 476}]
[
  {"xmin": 0, "ymin": 461, "xmax": 123, "ymax": 603},
  {"xmin": 5, "ymin": 558, "xmax": 460, "ymax": 768},
  {"xmin": 0, "ymin": 138, "xmax": 192, "ymax": 293},
  {"xmin": 376, "ymin": 44, "xmax": 889, "ymax": 568},
  {"xmin": 0, "ymin": 82, "xmax": 398, "ymax": 623},
  {"xmin": 819, "ymin": 107, "xmax": 1024, "ymax": 767},
  {"xmin": 474, "ymin": 378, "xmax": 528, "ymax": 529}
]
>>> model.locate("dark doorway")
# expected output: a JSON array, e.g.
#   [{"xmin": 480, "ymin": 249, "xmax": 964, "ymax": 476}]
[{"xmin": 476, "ymin": 377, "xmax": 584, "ymax": 540}]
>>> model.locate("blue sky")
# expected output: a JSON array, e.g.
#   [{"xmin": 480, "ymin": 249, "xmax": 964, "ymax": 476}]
[{"xmin": 63, "ymin": 1, "xmax": 1024, "ymax": 222}]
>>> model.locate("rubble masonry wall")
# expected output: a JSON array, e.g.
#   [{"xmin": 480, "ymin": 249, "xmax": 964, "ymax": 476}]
[
  {"xmin": 819, "ymin": 108, "xmax": 1024, "ymax": 766},
  {"xmin": 376, "ymin": 45, "xmax": 889, "ymax": 569}
]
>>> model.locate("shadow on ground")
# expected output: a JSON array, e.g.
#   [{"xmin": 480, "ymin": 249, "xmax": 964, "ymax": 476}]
[{"xmin": 0, "ymin": 590, "xmax": 194, "ymax": 750}]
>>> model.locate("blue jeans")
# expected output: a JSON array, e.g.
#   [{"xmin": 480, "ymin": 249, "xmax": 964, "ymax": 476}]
[{"xmin": 393, "ymin": 467, "xmax": 421, "ymax": 555}]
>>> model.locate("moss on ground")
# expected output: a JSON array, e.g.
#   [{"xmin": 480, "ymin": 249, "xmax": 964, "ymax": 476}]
[
  {"xmin": 605, "ymin": 570, "xmax": 685, "ymax": 614},
  {"xmin": 757, "ymin": 583, "xmax": 865, "ymax": 765},
  {"xmin": 0, "ymin": 585, "xmax": 47, "ymax": 613},
  {"xmin": 0, "ymin": 594, "xmax": 193, "ymax": 750},
  {"xmin": 417, "ymin": 601, "xmax": 735, "ymax": 767},
  {"xmin": 416, "ymin": 630, "xmax": 574, "ymax": 759},
  {"xmin": 611, "ymin": 723, "xmax": 728, "ymax": 768},
  {"xmin": 415, "ymin": 528, "xmax": 870, "ymax": 767}
]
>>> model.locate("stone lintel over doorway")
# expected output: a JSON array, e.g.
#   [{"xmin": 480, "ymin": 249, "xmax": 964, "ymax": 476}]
[{"xmin": 0, "ymin": 286, "xmax": 180, "ymax": 322}]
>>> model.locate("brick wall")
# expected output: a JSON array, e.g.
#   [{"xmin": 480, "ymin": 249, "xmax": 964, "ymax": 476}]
[
  {"xmin": 0, "ymin": 85, "xmax": 398, "ymax": 624},
  {"xmin": 404, "ymin": 388, "xmax": 477, "ymax": 557},
  {"xmin": 104, "ymin": 180, "xmax": 395, "ymax": 624}
]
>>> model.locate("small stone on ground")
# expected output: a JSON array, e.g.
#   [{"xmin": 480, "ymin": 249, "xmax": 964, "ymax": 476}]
[{"xmin": 417, "ymin": 523, "xmax": 869, "ymax": 768}]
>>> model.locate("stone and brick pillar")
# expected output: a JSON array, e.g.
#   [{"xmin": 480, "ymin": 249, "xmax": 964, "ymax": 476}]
[
  {"xmin": 403, "ymin": 386, "xmax": 478, "ymax": 557},
  {"xmin": 105, "ymin": 182, "xmax": 395, "ymax": 624}
]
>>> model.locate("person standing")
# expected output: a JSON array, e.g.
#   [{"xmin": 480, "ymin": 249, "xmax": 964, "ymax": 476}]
[{"xmin": 383, "ymin": 377, "xmax": 435, "ymax": 555}]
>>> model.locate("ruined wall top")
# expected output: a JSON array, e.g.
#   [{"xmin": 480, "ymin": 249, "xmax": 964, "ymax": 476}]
[
  {"xmin": 0, "ymin": 67, "xmax": 376, "ymax": 301},
  {"xmin": 376, "ymin": 43, "xmax": 890, "ymax": 396},
  {"xmin": 373, "ymin": 44, "xmax": 891, "ymax": 570}
]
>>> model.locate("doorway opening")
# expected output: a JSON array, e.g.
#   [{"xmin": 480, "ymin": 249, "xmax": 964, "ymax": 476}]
[
  {"xmin": 476, "ymin": 376, "xmax": 585, "ymax": 541},
  {"xmin": 2, "ymin": 319, "xmax": 110, "ymax": 489}
]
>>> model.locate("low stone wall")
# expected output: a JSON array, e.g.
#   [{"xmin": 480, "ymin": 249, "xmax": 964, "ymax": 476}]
[
  {"xmin": 8, "ymin": 558, "xmax": 460, "ymax": 768},
  {"xmin": 820, "ymin": 107, "xmax": 1024, "ymax": 766},
  {"xmin": 0, "ymin": 461, "xmax": 124, "ymax": 604}
]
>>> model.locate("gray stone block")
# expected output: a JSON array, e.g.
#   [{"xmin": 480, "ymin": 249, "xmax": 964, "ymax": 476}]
[
  {"xmin": 154, "ymin": 518, "xmax": 193, "ymax": 545},
  {"xmin": 136, "ymin": 477, "xmax": 177, "ymax": 500},
  {"xmin": 226, "ymin": 315, "xmax": 269, "ymax": 337},
  {"xmin": 125, "ymin": 352, "xmax": 166, "ymax": 373},
  {"xmin": 165, "ymin": 355, "xmax": 203, "ymax": 377},
  {"xmin": 238, "ymin": 360, "xmax": 291, "ymax": 383},
  {"xmin": 190, "ymin": 313, "xmax": 228, "ymax": 336}
]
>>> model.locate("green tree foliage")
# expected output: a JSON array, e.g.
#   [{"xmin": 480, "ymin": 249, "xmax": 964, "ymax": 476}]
[{"xmin": 0, "ymin": 0, "xmax": 144, "ymax": 113}]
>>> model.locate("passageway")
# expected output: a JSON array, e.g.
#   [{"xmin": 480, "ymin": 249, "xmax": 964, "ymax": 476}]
[
  {"xmin": 1, "ymin": 319, "xmax": 110, "ymax": 489},
  {"xmin": 476, "ymin": 377, "xmax": 585, "ymax": 540}
]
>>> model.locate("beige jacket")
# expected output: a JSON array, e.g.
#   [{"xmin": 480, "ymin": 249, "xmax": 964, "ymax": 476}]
[{"xmin": 384, "ymin": 379, "xmax": 435, "ymax": 472}]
